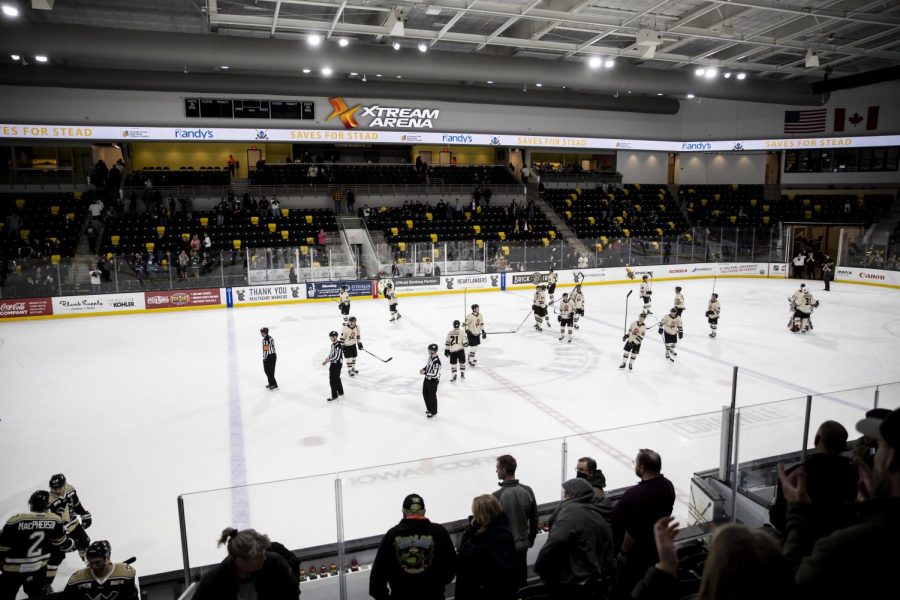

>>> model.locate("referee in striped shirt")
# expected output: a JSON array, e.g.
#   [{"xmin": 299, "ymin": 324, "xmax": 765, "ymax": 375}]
[
  {"xmin": 322, "ymin": 330, "xmax": 344, "ymax": 402},
  {"xmin": 260, "ymin": 327, "xmax": 278, "ymax": 390},
  {"xmin": 420, "ymin": 343, "xmax": 442, "ymax": 419}
]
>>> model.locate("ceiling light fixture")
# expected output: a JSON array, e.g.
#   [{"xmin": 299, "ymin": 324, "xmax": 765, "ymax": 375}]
[
  {"xmin": 687, "ymin": 93, "xmax": 696, "ymax": 99},
  {"xmin": 220, "ymin": 65, "xmax": 230, "ymax": 70},
  {"xmin": 589, "ymin": 56, "xmax": 602, "ymax": 69},
  {"xmin": 705, "ymin": 67, "xmax": 718, "ymax": 79},
  {"xmin": 736, "ymin": 72, "xmax": 747, "ymax": 80},
  {"xmin": 695, "ymin": 67, "xmax": 706, "ymax": 77},
  {"xmin": 34, "ymin": 55, "xmax": 48, "ymax": 63},
  {"xmin": 393, "ymin": 41, "xmax": 401, "ymax": 50},
  {"xmin": 302, "ymin": 68, "xmax": 311, "ymax": 74},
  {"xmin": 535, "ymin": 82, "xmax": 542, "ymax": 87},
  {"xmin": 723, "ymin": 72, "xmax": 731, "ymax": 79},
  {"xmin": 418, "ymin": 42, "xmax": 427, "ymax": 53},
  {"xmin": 1, "ymin": 4, "xmax": 20, "ymax": 18},
  {"xmin": 338, "ymin": 38, "xmax": 349, "ymax": 47},
  {"xmin": 604, "ymin": 58, "xmax": 615, "ymax": 68},
  {"xmin": 307, "ymin": 34, "xmax": 322, "ymax": 47},
  {"xmin": 486, "ymin": 80, "xmax": 494, "ymax": 84},
  {"xmin": 376, "ymin": 73, "xmax": 382, "ymax": 77},
  {"xmin": 396, "ymin": 75, "xmax": 402, "ymax": 78},
  {"xmin": 321, "ymin": 66, "xmax": 333, "ymax": 76},
  {"xmin": 10, "ymin": 54, "xmax": 20, "ymax": 60},
  {"xmin": 350, "ymin": 72, "xmax": 358, "ymax": 76},
  {"xmin": 657, "ymin": 92, "xmax": 664, "ymax": 96}
]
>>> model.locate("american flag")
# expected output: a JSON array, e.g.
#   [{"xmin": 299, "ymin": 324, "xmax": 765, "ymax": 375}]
[{"xmin": 784, "ymin": 109, "xmax": 827, "ymax": 134}]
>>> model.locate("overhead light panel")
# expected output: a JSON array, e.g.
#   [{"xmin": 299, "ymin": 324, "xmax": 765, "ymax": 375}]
[
  {"xmin": 338, "ymin": 38, "xmax": 349, "ymax": 47},
  {"xmin": 588, "ymin": 56, "xmax": 602, "ymax": 69},
  {"xmin": 301, "ymin": 68, "xmax": 311, "ymax": 74},
  {"xmin": 350, "ymin": 72, "xmax": 358, "ymax": 76},
  {"xmin": 695, "ymin": 67, "xmax": 706, "ymax": 76},
  {"xmin": 393, "ymin": 41, "xmax": 401, "ymax": 50},
  {"xmin": 1, "ymin": 3, "xmax": 20, "ymax": 18},
  {"xmin": 321, "ymin": 66, "xmax": 333, "ymax": 76},
  {"xmin": 687, "ymin": 93, "xmax": 695, "ymax": 99},
  {"xmin": 736, "ymin": 72, "xmax": 747, "ymax": 80},
  {"xmin": 723, "ymin": 72, "xmax": 731, "ymax": 79},
  {"xmin": 805, "ymin": 48, "xmax": 819, "ymax": 67},
  {"xmin": 10, "ymin": 53, "xmax": 20, "ymax": 60},
  {"xmin": 604, "ymin": 58, "xmax": 615, "ymax": 68},
  {"xmin": 486, "ymin": 80, "xmax": 494, "ymax": 84},
  {"xmin": 220, "ymin": 65, "xmax": 229, "ymax": 70},
  {"xmin": 425, "ymin": 7, "xmax": 442, "ymax": 16},
  {"xmin": 307, "ymin": 34, "xmax": 322, "ymax": 47},
  {"xmin": 705, "ymin": 67, "xmax": 718, "ymax": 78},
  {"xmin": 34, "ymin": 55, "xmax": 48, "ymax": 63},
  {"xmin": 535, "ymin": 82, "xmax": 542, "ymax": 87},
  {"xmin": 418, "ymin": 42, "xmax": 427, "ymax": 53}
]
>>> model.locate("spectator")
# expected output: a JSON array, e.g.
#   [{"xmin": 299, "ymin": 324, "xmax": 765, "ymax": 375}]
[
  {"xmin": 89, "ymin": 264, "xmax": 102, "ymax": 293},
  {"xmin": 492, "ymin": 454, "xmax": 538, "ymax": 588},
  {"xmin": 193, "ymin": 528, "xmax": 298, "ymax": 600},
  {"xmin": 804, "ymin": 250, "xmax": 816, "ymax": 279},
  {"xmin": 226, "ymin": 154, "xmax": 236, "ymax": 177},
  {"xmin": 534, "ymin": 478, "xmax": 616, "ymax": 600},
  {"xmin": 331, "ymin": 188, "xmax": 342, "ymax": 214},
  {"xmin": 88, "ymin": 197, "xmax": 104, "ymax": 230},
  {"xmin": 5, "ymin": 212, "xmax": 22, "ymax": 239},
  {"xmin": 270, "ymin": 196, "xmax": 281, "ymax": 218},
  {"xmin": 190, "ymin": 234, "xmax": 201, "ymax": 253},
  {"xmin": 86, "ymin": 223, "xmax": 98, "ymax": 254},
  {"xmin": 482, "ymin": 187, "xmax": 492, "ymax": 206},
  {"xmin": 455, "ymin": 495, "xmax": 518, "ymax": 600},
  {"xmin": 779, "ymin": 407, "xmax": 900, "ymax": 599},
  {"xmin": 791, "ymin": 252, "xmax": 806, "ymax": 279},
  {"xmin": 369, "ymin": 493, "xmax": 457, "ymax": 600},
  {"xmin": 346, "ymin": 188, "xmax": 356, "ymax": 214},
  {"xmin": 610, "ymin": 448, "xmax": 675, "ymax": 597},
  {"xmin": 317, "ymin": 228, "xmax": 327, "ymax": 247},
  {"xmin": 363, "ymin": 204, "xmax": 372, "ymax": 222},
  {"xmin": 769, "ymin": 420, "xmax": 858, "ymax": 537},
  {"xmin": 853, "ymin": 408, "xmax": 892, "ymax": 468},
  {"xmin": 203, "ymin": 232, "xmax": 212, "ymax": 253},
  {"xmin": 576, "ymin": 456, "xmax": 609, "ymax": 500},
  {"xmin": 631, "ymin": 517, "xmax": 794, "ymax": 600}
]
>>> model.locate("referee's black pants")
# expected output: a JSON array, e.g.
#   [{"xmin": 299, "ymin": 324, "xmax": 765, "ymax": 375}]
[
  {"xmin": 329, "ymin": 362, "xmax": 344, "ymax": 398},
  {"xmin": 423, "ymin": 378, "xmax": 439, "ymax": 415},
  {"xmin": 264, "ymin": 354, "xmax": 278, "ymax": 387}
]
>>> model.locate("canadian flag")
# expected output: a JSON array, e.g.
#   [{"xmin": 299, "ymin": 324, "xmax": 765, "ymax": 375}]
[{"xmin": 833, "ymin": 106, "xmax": 879, "ymax": 131}]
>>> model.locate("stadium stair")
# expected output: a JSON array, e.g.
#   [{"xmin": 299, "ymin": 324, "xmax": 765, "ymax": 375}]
[{"xmin": 529, "ymin": 183, "xmax": 592, "ymax": 260}]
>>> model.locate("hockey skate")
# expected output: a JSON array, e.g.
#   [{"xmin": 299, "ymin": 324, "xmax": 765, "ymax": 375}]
[
  {"xmin": 567, "ymin": 338, "xmax": 572, "ymax": 343},
  {"xmin": 619, "ymin": 362, "xmax": 626, "ymax": 369},
  {"xmin": 558, "ymin": 335, "xmax": 564, "ymax": 341},
  {"xmin": 709, "ymin": 332, "xmax": 716, "ymax": 338},
  {"xmin": 396, "ymin": 313, "xmax": 402, "ymax": 320},
  {"xmin": 468, "ymin": 360, "xmax": 476, "ymax": 367},
  {"xmin": 534, "ymin": 324, "xmax": 542, "ymax": 331},
  {"xmin": 574, "ymin": 323, "xmax": 580, "ymax": 329},
  {"xmin": 327, "ymin": 396, "xmax": 336, "ymax": 402},
  {"xmin": 460, "ymin": 372, "xmax": 465, "ymax": 380},
  {"xmin": 426, "ymin": 412, "xmax": 434, "ymax": 419},
  {"xmin": 450, "ymin": 374, "xmax": 458, "ymax": 383},
  {"xmin": 666, "ymin": 352, "xmax": 675, "ymax": 363}
]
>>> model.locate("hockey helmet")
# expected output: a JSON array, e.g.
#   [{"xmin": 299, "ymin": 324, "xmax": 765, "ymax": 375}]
[
  {"xmin": 675, "ymin": 286, "xmax": 682, "ymax": 292},
  {"xmin": 340, "ymin": 285, "xmax": 348, "ymax": 291},
  {"xmin": 349, "ymin": 316, "xmax": 357, "ymax": 322},
  {"xmin": 642, "ymin": 274, "xmax": 649, "ymax": 281},
  {"xmin": 562, "ymin": 293, "xmax": 570, "ymax": 299},
  {"xmin": 86, "ymin": 540, "xmax": 111, "ymax": 562},
  {"xmin": 29, "ymin": 490, "xmax": 50, "ymax": 512},
  {"xmin": 260, "ymin": 327, "xmax": 269, "ymax": 335},
  {"xmin": 385, "ymin": 282, "xmax": 393, "ymax": 289},
  {"xmin": 638, "ymin": 312, "xmax": 647, "ymax": 321},
  {"xmin": 453, "ymin": 320, "xmax": 461, "ymax": 328},
  {"xmin": 329, "ymin": 330, "xmax": 338, "ymax": 337},
  {"xmin": 428, "ymin": 343, "xmax": 439, "ymax": 352},
  {"xmin": 49, "ymin": 473, "xmax": 66, "ymax": 489},
  {"xmin": 711, "ymin": 293, "xmax": 719, "ymax": 299},
  {"xmin": 471, "ymin": 304, "xmax": 479, "ymax": 312}
]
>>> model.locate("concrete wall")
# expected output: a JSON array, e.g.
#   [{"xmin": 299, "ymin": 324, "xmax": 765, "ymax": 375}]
[
  {"xmin": 616, "ymin": 151, "xmax": 668, "ymax": 183},
  {"xmin": 678, "ymin": 153, "xmax": 767, "ymax": 185}
]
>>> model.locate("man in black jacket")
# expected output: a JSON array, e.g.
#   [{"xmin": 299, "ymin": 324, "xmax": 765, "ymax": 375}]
[{"xmin": 369, "ymin": 494, "xmax": 457, "ymax": 600}]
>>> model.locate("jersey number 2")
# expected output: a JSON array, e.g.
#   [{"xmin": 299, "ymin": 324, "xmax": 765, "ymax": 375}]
[{"xmin": 27, "ymin": 531, "xmax": 45, "ymax": 557}]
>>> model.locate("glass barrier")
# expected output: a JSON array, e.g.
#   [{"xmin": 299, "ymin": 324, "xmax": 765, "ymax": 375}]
[{"xmin": 877, "ymin": 382, "xmax": 900, "ymax": 411}]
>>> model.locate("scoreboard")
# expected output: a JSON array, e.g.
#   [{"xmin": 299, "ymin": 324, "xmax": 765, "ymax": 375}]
[{"xmin": 185, "ymin": 98, "xmax": 314, "ymax": 120}]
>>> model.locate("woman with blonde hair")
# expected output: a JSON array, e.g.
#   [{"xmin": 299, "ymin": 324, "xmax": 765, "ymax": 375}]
[
  {"xmin": 193, "ymin": 527, "xmax": 299, "ymax": 600},
  {"xmin": 454, "ymin": 495, "xmax": 518, "ymax": 600}
]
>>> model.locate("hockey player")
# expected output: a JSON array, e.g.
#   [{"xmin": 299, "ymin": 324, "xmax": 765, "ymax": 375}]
[
  {"xmin": 420, "ymin": 343, "xmax": 442, "ymax": 419},
  {"xmin": 0, "ymin": 491, "xmax": 70, "ymax": 598},
  {"xmin": 620, "ymin": 313, "xmax": 648, "ymax": 370},
  {"xmin": 338, "ymin": 285, "xmax": 351, "ymax": 325},
  {"xmin": 64, "ymin": 540, "xmax": 139, "ymax": 600},
  {"xmin": 572, "ymin": 283, "xmax": 585, "ymax": 329},
  {"xmin": 532, "ymin": 284, "xmax": 549, "ymax": 331},
  {"xmin": 658, "ymin": 307, "xmax": 683, "ymax": 363},
  {"xmin": 464, "ymin": 304, "xmax": 486, "ymax": 367},
  {"xmin": 706, "ymin": 293, "xmax": 721, "ymax": 337},
  {"xmin": 547, "ymin": 267, "xmax": 559, "ymax": 305},
  {"xmin": 383, "ymin": 282, "xmax": 401, "ymax": 322},
  {"xmin": 674, "ymin": 286, "xmax": 685, "ymax": 316},
  {"xmin": 339, "ymin": 316, "xmax": 363, "ymax": 376},
  {"xmin": 789, "ymin": 285, "xmax": 819, "ymax": 333},
  {"xmin": 640, "ymin": 275, "xmax": 653, "ymax": 314},
  {"xmin": 445, "ymin": 320, "xmax": 468, "ymax": 382},
  {"xmin": 557, "ymin": 292, "xmax": 575, "ymax": 343},
  {"xmin": 45, "ymin": 473, "xmax": 92, "ymax": 590}
]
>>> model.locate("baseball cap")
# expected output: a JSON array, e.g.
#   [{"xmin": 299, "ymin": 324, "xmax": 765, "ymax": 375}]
[
  {"xmin": 402, "ymin": 494, "xmax": 426, "ymax": 513},
  {"xmin": 856, "ymin": 407, "xmax": 900, "ymax": 447}
]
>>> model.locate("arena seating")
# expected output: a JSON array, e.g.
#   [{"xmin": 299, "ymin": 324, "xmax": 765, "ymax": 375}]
[
  {"xmin": 545, "ymin": 184, "xmax": 691, "ymax": 239},
  {"xmin": 99, "ymin": 209, "xmax": 337, "ymax": 255},
  {"xmin": 427, "ymin": 165, "xmax": 518, "ymax": 185},
  {"xmin": 125, "ymin": 168, "xmax": 231, "ymax": 188},
  {"xmin": 0, "ymin": 192, "xmax": 87, "ymax": 258},
  {"xmin": 251, "ymin": 164, "xmax": 420, "ymax": 186}
]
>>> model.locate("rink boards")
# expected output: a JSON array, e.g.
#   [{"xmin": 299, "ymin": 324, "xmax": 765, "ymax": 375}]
[{"xmin": 2, "ymin": 261, "xmax": 897, "ymax": 321}]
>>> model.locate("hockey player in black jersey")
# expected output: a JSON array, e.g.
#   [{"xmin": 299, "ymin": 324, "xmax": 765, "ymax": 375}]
[
  {"xmin": 64, "ymin": 540, "xmax": 139, "ymax": 600},
  {"xmin": 45, "ymin": 473, "xmax": 92, "ymax": 590}
]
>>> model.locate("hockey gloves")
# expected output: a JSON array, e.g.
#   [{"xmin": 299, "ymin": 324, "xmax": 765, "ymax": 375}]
[
  {"xmin": 658, "ymin": 328, "xmax": 664, "ymax": 335},
  {"xmin": 481, "ymin": 331, "xmax": 487, "ymax": 339},
  {"xmin": 444, "ymin": 349, "xmax": 450, "ymax": 357},
  {"xmin": 61, "ymin": 538, "xmax": 77, "ymax": 553},
  {"xmin": 357, "ymin": 342, "xmax": 363, "ymax": 350},
  {"xmin": 81, "ymin": 512, "xmax": 92, "ymax": 528},
  {"xmin": 622, "ymin": 335, "xmax": 628, "ymax": 342},
  {"xmin": 678, "ymin": 332, "xmax": 683, "ymax": 339}
]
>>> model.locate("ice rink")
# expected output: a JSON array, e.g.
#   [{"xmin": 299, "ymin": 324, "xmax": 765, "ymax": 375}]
[{"xmin": 2, "ymin": 276, "xmax": 899, "ymax": 583}]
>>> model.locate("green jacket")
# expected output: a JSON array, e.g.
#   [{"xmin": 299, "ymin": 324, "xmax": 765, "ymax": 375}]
[{"xmin": 784, "ymin": 496, "xmax": 900, "ymax": 599}]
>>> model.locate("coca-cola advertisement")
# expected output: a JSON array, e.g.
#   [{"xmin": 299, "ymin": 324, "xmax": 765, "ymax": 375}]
[
  {"xmin": 144, "ymin": 288, "xmax": 222, "ymax": 309},
  {"xmin": 0, "ymin": 297, "xmax": 53, "ymax": 319}
]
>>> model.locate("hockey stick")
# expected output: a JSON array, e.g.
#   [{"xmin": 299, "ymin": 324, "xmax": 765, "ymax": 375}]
[
  {"xmin": 623, "ymin": 290, "xmax": 632, "ymax": 335},
  {"xmin": 489, "ymin": 307, "xmax": 534, "ymax": 334},
  {"xmin": 712, "ymin": 275, "xmax": 718, "ymax": 295},
  {"xmin": 124, "ymin": 557, "xmax": 137, "ymax": 565},
  {"xmin": 362, "ymin": 348, "xmax": 393, "ymax": 363}
]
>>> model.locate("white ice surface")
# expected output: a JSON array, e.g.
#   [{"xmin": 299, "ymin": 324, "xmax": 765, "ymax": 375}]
[{"xmin": 1, "ymin": 277, "xmax": 899, "ymax": 584}]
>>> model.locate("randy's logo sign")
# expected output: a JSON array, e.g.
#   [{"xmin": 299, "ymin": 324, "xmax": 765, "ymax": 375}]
[{"xmin": 327, "ymin": 98, "xmax": 440, "ymax": 129}]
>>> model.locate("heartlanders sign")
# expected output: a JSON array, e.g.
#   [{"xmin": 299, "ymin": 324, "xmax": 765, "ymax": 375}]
[{"xmin": 327, "ymin": 97, "xmax": 440, "ymax": 129}]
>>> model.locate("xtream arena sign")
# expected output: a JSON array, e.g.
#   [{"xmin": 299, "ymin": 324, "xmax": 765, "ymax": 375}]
[{"xmin": 327, "ymin": 97, "xmax": 440, "ymax": 129}]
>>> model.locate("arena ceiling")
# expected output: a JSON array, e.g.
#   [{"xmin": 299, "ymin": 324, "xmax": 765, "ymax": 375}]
[{"xmin": 2, "ymin": 0, "xmax": 900, "ymax": 108}]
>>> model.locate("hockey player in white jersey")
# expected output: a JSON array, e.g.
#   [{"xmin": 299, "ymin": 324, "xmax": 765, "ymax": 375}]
[
  {"xmin": 445, "ymin": 320, "xmax": 468, "ymax": 382},
  {"xmin": 639, "ymin": 275, "xmax": 653, "ymax": 314},
  {"xmin": 532, "ymin": 284, "xmax": 549, "ymax": 331},
  {"xmin": 658, "ymin": 308, "xmax": 683, "ymax": 362},
  {"xmin": 706, "ymin": 293, "xmax": 721, "ymax": 337},
  {"xmin": 674, "ymin": 286, "xmax": 685, "ymax": 317},
  {"xmin": 547, "ymin": 267, "xmax": 559, "ymax": 305},
  {"xmin": 789, "ymin": 284, "xmax": 818, "ymax": 333},
  {"xmin": 464, "ymin": 304, "xmax": 486, "ymax": 367},
  {"xmin": 572, "ymin": 283, "xmax": 585, "ymax": 329},
  {"xmin": 557, "ymin": 292, "xmax": 576, "ymax": 343},
  {"xmin": 383, "ymin": 282, "xmax": 401, "ymax": 322},
  {"xmin": 339, "ymin": 316, "xmax": 362, "ymax": 375},
  {"xmin": 338, "ymin": 286, "xmax": 351, "ymax": 325},
  {"xmin": 620, "ymin": 313, "xmax": 647, "ymax": 370}
]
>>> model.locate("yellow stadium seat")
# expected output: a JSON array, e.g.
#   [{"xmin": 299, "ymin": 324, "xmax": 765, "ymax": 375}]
[
  {"xmin": 814, "ymin": 204, "xmax": 822, "ymax": 212},
  {"xmin": 146, "ymin": 242, "xmax": 155, "ymax": 252},
  {"xmin": 19, "ymin": 230, "xmax": 29, "ymax": 240},
  {"xmin": 565, "ymin": 211, "xmax": 572, "ymax": 220},
  {"xmin": 656, "ymin": 228, "xmax": 663, "ymax": 236},
  {"xmin": 763, "ymin": 216, "xmax": 770, "ymax": 224},
  {"xmin": 306, "ymin": 237, "xmax": 314, "ymax": 245},
  {"xmin": 200, "ymin": 217, "xmax": 208, "ymax": 227},
  {"xmin": 750, "ymin": 199, "xmax": 757, "ymax": 207},
  {"xmin": 111, "ymin": 235, "xmax": 120, "ymax": 246},
  {"xmin": 634, "ymin": 184, "xmax": 641, "ymax": 190},
  {"xmin": 161, "ymin": 259, "xmax": 168, "ymax": 267},
  {"xmin": 659, "ymin": 204, "xmax": 666, "ymax": 212},
  {"xmin": 668, "ymin": 221, "xmax": 675, "ymax": 229},
  {"xmin": 433, "ymin": 248, "xmax": 440, "ymax": 259},
  {"xmin": 15, "ymin": 198, "xmax": 25, "ymax": 208},
  {"xmin": 634, "ymin": 204, "xmax": 641, "ymax": 212},
  {"xmin": 803, "ymin": 198, "xmax": 810, "ymax": 206},
  {"xmin": 281, "ymin": 208, "xmax": 289, "ymax": 217},
  {"xmin": 391, "ymin": 227, "xmax": 399, "ymax": 237},
  {"xmin": 74, "ymin": 191, "xmax": 82, "ymax": 200},
  {"xmin": 251, "ymin": 216, "xmax": 259, "ymax": 225},
  {"xmin": 501, "ymin": 246, "xmax": 510, "ymax": 256},
  {"xmin": 731, "ymin": 184, "xmax": 738, "ymax": 190},
  {"xmin": 305, "ymin": 215, "xmax": 313, "ymax": 224},
  {"xmin": 600, "ymin": 236, "xmax": 608, "ymax": 245},
  {"xmin": 406, "ymin": 220, "xmax": 414, "ymax": 229},
  {"xmin": 542, "ymin": 238, "xmax": 550, "ymax": 246},
  {"xmin": 498, "ymin": 232, "xmax": 506, "ymax": 241},
  {"xmin": 476, "ymin": 206, "xmax": 482, "ymax": 214},
  {"xmin": 615, "ymin": 216, "xmax": 624, "ymax": 224},
  {"xmin": 729, "ymin": 216, "xmax": 737, "ymax": 224},
  {"xmin": 313, "ymin": 261, "xmax": 321, "ymax": 268},
  {"xmin": 182, "ymin": 233, "xmax": 190, "ymax": 241},
  {"xmin": 473, "ymin": 225, "xmax": 481, "ymax": 234},
  {"xmin": 701, "ymin": 198, "xmax": 708, "ymax": 206},
  {"xmin": 788, "ymin": 192, "xmax": 796, "ymax": 200},
  {"xmin": 51, "ymin": 254, "xmax": 60, "ymax": 265},
  {"xmin": 685, "ymin": 233, "xmax": 693, "ymax": 242},
  {"xmin": 569, "ymin": 194, "xmax": 576, "ymax": 202},
  {"xmin": 576, "ymin": 188, "xmax": 582, "ymax": 196},
  {"xmin": 301, "ymin": 246, "xmax": 308, "ymax": 255},
  {"xmin": 50, "ymin": 206, "xmax": 59, "ymax": 215},
  {"xmin": 426, "ymin": 212, "xmax": 433, "ymax": 221},
  {"xmin": 106, "ymin": 253, "xmax": 113, "ymax": 260},
  {"xmin": 623, "ymin": 229, "xmax": 630, "ymax": 237},
  {"xmin": 465, "ymin": 212, "xmax": 472, "ymax": 220},
  {"xmin": 652, "ymin": 241, "xmax": 659, "ymax": 250},
  {"xmin": 565, "ymin": 199, "xmax": 572, "ymax": 208},
  {"xmin": 622, "ymin": 188, "xmax": 629, "ymax": 195},
  {"xmin": 714, "ymin": 194, "xmax": 721, "ymax": 201},
  {"xmin": 608, "ymin": 193, "xmax": 615, "ymax": 200},
  {"xmin": 157, "ymin": 226, "xmax": 165, "ymax": 235},
  {"xmin": 398, "ymin": 242, "xmax": 406, "ymax": 251},
  {"xmin": 548, "ymin": 230, "xmax": 556, "ymax": 239},
  {"xmin": 476, "ymin": 240, "xmax": 484, "ymax": 249},
  {"xmin": 588, "ymin": 216, "xmax": 595, "ymax": 225},
  {"xmin": 430, "ymin": 233, "xmax": 438, "ymax": 243},
  {"xmin": 804, "ymin": 210, "xmax": 812, "ymax": 219},
  {"xmin": 763, "ymin": 204, "xmax": 770, "ymax": 212},
  {"xmin": 268, "ymin": 223, "xmax": 276, "ymax": 232},
  {"xmin": 281, "ymin": 230, "xmax": 289, "ymax": 240},
  {"xmin": 596, "ymin": 243, "xmax": 603, "ymax": 252},
  {"xmin": 66, "ymin": 213, "xmax": 75, "ymax": 221}
]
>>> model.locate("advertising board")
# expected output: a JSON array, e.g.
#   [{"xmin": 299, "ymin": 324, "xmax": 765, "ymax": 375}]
[
  {"xmin": 144, "ymin": 288, "xmax": 222, "ymax": 310},
  {"xmin": 52, "ymin": 293, "xmax": 145, "ymax": 315},
  {"xmin": 441, "ymin": 274, "xmax": 500, "ymax": 290},
  {"xmin": 834, "ymin": 266, "xmax": 900, "ymax": 288},
  {"xmin": 231, "ymin": 285, "xmax": 306, "ymax": 305},
  {"xmin": 382, "ymin": 276, "xmax": 443, "ymax": 294},
  {"xmin": 0, "ymin": 297, "xmax": 53, "ymax": 319},
  {"xmin": 305, "ymin": 280, "xmax": 374, "ymax": 299}
]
